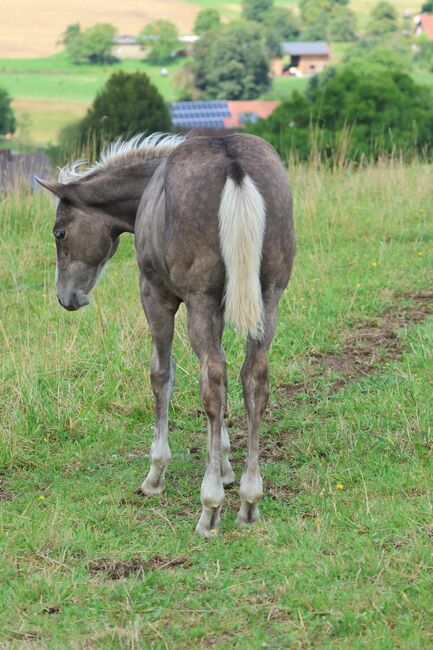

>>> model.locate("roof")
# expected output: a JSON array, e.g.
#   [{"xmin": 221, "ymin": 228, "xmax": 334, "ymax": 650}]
[
  {"xmin": 171, "ymin": 101, "xmax": 280, "ymax": 129},
  {"xmin": 420, "ymin": 14, "xmax": 433, "ymax": 39},
  {"xmin": 281, "ymin": 41, "xmax": 330, "ymax": 56}
]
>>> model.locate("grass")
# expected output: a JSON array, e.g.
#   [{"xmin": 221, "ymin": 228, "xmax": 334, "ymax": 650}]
[
  {"xmin": 1, "ymin": 159, "xmax": 433, "ymax": 647},
  {"xmin": 0, "ymin": 53, "xmax": 184, "ymax": 144}
]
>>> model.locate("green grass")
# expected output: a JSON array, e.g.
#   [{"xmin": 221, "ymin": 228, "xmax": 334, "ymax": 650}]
[
  {"xmin": 1, "ymin": 160, "xmax": 433, "ymax": 647},
  {"xmin": 0, "ymin": 52, "xmax": 184, "ymax": 143},
  {"xmin": 0, "ymin": 52, "xmax": 183, "ymax": 102}
]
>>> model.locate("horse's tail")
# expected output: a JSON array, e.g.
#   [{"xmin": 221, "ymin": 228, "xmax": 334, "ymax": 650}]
[{"xmin": 218, "ymin": 162, "xmax": 266, "ymax": 340}]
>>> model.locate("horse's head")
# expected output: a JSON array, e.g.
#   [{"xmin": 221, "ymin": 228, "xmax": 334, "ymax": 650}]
[{"xmin": 37, "ymin": 179, "xmax": 120, "ymax": 311}]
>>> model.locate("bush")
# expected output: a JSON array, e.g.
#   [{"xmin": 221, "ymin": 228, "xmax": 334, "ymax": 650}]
[
  {"xmin": 246, "ymin": 64, "xmax": 433, "ymax": 162},
  {"xmin": 0, "ymin": 88, "xmax": 16, "ymax": 134}
]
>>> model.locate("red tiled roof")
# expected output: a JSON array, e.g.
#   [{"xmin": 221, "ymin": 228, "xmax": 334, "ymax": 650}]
[
  {"xmin": 224, "ymin": 101, "xmax": 280, "ymax": 128},
  {"xmin": 420, "ymin": 14, "xmax": 433, "ymax": 39}
]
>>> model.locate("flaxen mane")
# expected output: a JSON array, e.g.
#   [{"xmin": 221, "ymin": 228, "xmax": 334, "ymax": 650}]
[{"xmin": 58, "ymin": 133, "xmax": 186, "ymax": 184}]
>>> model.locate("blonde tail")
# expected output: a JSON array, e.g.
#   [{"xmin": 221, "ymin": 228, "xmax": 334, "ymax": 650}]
[{"xmin": 218, "ymin": 172, "xmax": 266, "ymax": 339}]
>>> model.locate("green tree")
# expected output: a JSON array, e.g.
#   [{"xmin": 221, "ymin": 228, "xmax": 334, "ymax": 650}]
[
  {"xmin": 190, "ymin": 22, "xmax": 270, "ymax": 99},
  {"xmin": 367, "ymin": 1, "xmax": 399, "ymax": 35},
  {"xmin": 263, "ymin": 7, "xmax": 300, "ymax": 55},
  {"xmin": 247, "ymin": 63, "xmax": 433, "ymax": 161},
  {"xmin": 62, "ymin": 23, "xmax": 116, "ymax": 64},
  {"xmin": 242, "ymin": 0, "xmax": 274, "ymax": 22},
  {"xmin": 193, "ymin": 9, "xmax": 221, "ymax": 34},
  {"xmin": 300, "ymin": 0, "xmax": 356, "ymax": 40},
  {"xmin": 77, "ymin": 71, "xmax": 170, "ymax": 152},
  {"xmin": 413, "ymin": 33, "xmax": 433, "ymax": 70},
  {"xmin": 421, "ymin": 1, "xmax": 433, "ymax": 11},
  {"xmin": 140, "ymin": 20, "xmax": 178, "ymax": 64},
  {"xmin": 327, "ymin": 5, "xmax": 357, "ymax": 40},
  {"xmin": 0, "ymin": 88, "xmax": 16, "ymax": 134}
]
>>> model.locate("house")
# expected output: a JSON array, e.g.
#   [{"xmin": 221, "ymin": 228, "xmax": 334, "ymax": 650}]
[
  {"xmin": 0, "ymin": 149, "xmax": 52, "ymax": 193},
  {"xmin": 170, "ymin": 100, "xmax": 280, "ymax": 132},
  {"xmin": 271, "ymin": 41, "xmax": 330, "ymax": 77},
  {"xmin": 415, "ymin": 14, "xmax": 433, "ymax": 39},
  {"xmin": 112, "ymin": 34, "xmax": 200, "ymax": 61},
  {"xmin": 112, "ymin": 36, "xmax": 144, "ymax": 60}
]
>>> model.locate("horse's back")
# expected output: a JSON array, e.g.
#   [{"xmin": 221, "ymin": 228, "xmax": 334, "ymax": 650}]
[{"xmin": 163, "ymin": 134, "xmax": 295, "ymax": 296}]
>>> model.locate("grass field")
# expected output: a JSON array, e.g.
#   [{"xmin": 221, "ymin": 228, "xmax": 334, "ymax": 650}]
[
  {"xmin": 0, "ymin": 53, "xmax": 184, "ymax": 144},
  {"xmin": 1, "ymin": 159, "xmax": 433, "ymax": 647}
]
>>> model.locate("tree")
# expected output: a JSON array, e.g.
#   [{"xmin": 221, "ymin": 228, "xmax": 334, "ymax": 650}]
[
  {"xmin": 242, "ymin": 0, "xmax": 274, "ymax": 22},
  {"xmin": 194, "ymin": 9, "xmax": 221, "ymax": 34},
  {"xmin": 190, "ymin": 22, "xmax": 270, "ymax": 100},
  {"xmin": 0, "ymin": 88, "xmax": 16, "ymax": 134},
  {"xmin": 77, "ymin": 71, "xmax": 170, "ymax": 152},
  {"xmin": 327, "ymin": 5, "xmax": 357, "ymax": 41},
  {"xmin": 263, "ymin": 8, "xmax": 300, "ymax": 55},
  {"xmin": 421, "ymin": 1, "xmax": 433, "ymax": 11},
  {"xmin": 62, "ymin": 23, "xmax": 116, "ymax": 64},
  {"xmin": 367, "ymin": 2, "xmax": 398, "ymax": 35},
  {"xmin": 139, "ymin": 20, "xmax": 178, "ymax": 64},
  {"xmin": 299, "ymin": 0, "xmax": 356, "ymax": 40},
  {"xmin": 246, "ymin": 63, "xmax": 433, "ymax": 161}
]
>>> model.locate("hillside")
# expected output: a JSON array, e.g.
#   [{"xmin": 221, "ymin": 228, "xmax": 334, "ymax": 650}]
[{"xmin": 0, "ymin": 0, "xmax": 423, "ymax": 58}]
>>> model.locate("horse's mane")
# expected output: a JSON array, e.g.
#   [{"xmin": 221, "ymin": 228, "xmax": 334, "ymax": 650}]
[{"xmin": 58, "ymin": 132, "xmax": 186, "ymax": 184}]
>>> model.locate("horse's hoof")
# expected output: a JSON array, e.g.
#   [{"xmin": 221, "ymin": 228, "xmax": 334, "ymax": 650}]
[
  {"xmin": 195, "ymin": 522, "xmax": 219, "ymax": 539},
  {"xmin": 195, "ymin": 505, "xmax": 222, "ymax": 538},
  {"xmin": 136, "ymin": 481, "xmax": 165, "ymax": 496},
  {"xmin": 222, "ymin": 470, "xmax": 236, "ymax": 489},
  {"xmin": 236, "ymin": 502, "xmax": 260, "ymax": 527}
]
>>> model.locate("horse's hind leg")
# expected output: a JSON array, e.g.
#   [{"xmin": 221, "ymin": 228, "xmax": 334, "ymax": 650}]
[
  {"xmin": 186, "ymin": 295, "xmax": 227, "ymax": 537},
  {"xmin": 137, "ymin": 278, "xmax": 179, "ymax": 496},
  {"xmin": 237, "ymin": 290, "xmax": 281, "ymax": 527}
]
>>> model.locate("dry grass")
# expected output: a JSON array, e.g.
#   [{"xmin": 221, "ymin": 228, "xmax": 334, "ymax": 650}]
[
  {"xmin": 0, "ymin": 0, "xmax": 200, "ymax": 58},
  {"xmin": 0, "ymin": 0, "xmax": 423, "ymax": 59},
  {"xmin": 13, "ymin": 98, "xmax": 90, "ymax": 144}
]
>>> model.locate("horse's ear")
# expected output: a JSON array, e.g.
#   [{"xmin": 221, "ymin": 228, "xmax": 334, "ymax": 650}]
[{"xmin": 35, "ymin": 178, "xmax": 69, "ymax": 199}]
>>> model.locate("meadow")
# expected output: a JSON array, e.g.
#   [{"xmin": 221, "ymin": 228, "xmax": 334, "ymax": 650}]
[{"xmin": 1, "ymin": 159, "xmax": 433, "ymax": 648}]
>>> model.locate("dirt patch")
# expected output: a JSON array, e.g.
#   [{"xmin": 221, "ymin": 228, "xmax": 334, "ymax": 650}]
[
  {"xmin": 88, "ymin": 554, "xmax": 192, "ymax": 580},
  {"xmin": 0, "ymin": 479, "xmax": 13, "ymax": 502},
  {"xmin": 278, "ymin": 292, "xmax": 433, "ymax": 400}
]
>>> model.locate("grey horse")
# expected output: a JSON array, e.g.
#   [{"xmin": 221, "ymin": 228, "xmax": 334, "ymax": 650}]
[{"xmin": 37, "ymin": 132, "xmax": 296, "ymax": 537}]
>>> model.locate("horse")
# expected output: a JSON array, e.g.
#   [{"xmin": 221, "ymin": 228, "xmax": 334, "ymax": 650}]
[{"xmin": 37, "ymin": 132, "xmax": 296, "ymax": 537}]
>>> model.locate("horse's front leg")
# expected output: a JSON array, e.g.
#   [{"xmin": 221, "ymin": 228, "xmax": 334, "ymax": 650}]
[{"xmin": 137, "ymin": 278, "xmax": 180, "ymax": 496}]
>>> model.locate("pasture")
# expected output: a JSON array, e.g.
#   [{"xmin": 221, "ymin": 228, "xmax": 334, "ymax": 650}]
[
  {"xmin": 1, "ymin": 160, "xmax": 433, "ymax": 647},
  {"xmin": 0, "ymin": 0, "xmax": 424, "ymax": 58}
]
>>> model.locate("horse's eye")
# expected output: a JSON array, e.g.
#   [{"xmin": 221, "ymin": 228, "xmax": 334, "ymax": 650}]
[{"xmin": 54, "ymin": 229, "xmax": 66, "ymax": 241}]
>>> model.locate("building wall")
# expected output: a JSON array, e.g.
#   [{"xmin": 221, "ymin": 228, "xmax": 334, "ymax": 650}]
[
  {"xmin": 271, "ymin": 54, "xmax": 329, "ymax": 77},
  {"xmin": 298, "ymin": 55, "xmax": 329, "ymax": 76},
  {"xmin": 112, "ymin": 44, "xmax": 144, "ymax": 60}
]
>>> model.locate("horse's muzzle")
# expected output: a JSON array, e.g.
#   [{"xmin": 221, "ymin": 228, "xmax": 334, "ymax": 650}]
[{"xmin": 57, "ymin": 293, "xmax": 87, "ymax": 311}]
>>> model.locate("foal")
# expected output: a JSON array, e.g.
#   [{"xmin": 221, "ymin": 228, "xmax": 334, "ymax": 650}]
[{"xmin": 38, "ymin": 133, "xmax": 295, "ymax": 537}]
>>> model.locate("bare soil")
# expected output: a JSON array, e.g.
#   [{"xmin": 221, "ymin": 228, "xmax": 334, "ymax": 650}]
[
  {"xmin": 88, "ymin": 554, "xmax": 192, "ymax": 580},
  {"xmin": 277, "ymin": 292, "xmax": 433, "ymax": 400}
]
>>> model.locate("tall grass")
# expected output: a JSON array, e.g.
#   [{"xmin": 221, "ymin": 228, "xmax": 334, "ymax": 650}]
[{"xmin": 1, "ymin": 159, "xmax": 433, "ymax": 647}]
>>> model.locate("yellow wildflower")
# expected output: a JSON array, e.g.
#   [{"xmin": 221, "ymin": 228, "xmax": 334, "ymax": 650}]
[
  {"xmin": 371, "ymin": 261, "xmax": 378, "ymax": 267},
  {"xmin": 38, "ymin": 495, "xmax": 46, "ymax": 501},
  {"xmin": 336, "ymin": 483, "xmax": 344, "ymax": 490}
]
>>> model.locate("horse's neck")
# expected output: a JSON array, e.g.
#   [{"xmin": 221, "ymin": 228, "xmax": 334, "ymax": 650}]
[{"xmin": 77, "ymin": 158, "xmax": 164, "ymax": 234}]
